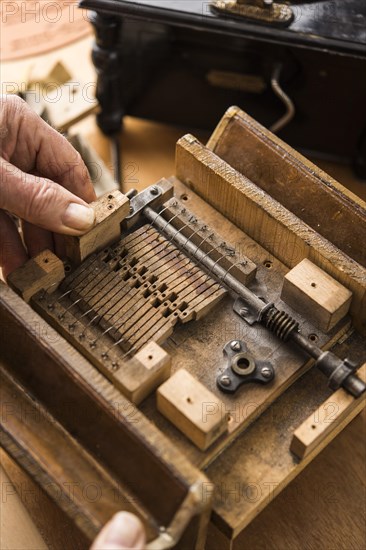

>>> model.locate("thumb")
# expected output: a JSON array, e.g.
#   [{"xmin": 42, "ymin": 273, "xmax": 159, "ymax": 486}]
[
  {"xmin": 0, "ymin": 158, "xmax": 95, "ymax": 236},
  {"xmin": 91, "ymin": 512, "xmax": 146, "ymax": 550}
]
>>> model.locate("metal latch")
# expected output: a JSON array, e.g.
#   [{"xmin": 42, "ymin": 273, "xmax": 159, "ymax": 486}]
[{"xmin": 210, "ymin": 0, "xmax": 294, "ymax": 27}]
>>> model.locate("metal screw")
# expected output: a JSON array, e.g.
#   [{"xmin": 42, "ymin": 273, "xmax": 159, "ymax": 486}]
[
  {"xmin": 261, "ymin": 366, "xmax": 272, "ymax": 379},
  {"xmin": 220, "ymin": 375, "xmax": 231, "ymax": 387},
  {"xmin": 230, "ymin": 340, "xmax": 241, "ymax": 352},
  {"xmin": 129, "ymin": 206, "xmax": 134, "ymax": 215},
  {"xmin": 150, "ymin": 186, "xmax": 159, "ymax": 195}
]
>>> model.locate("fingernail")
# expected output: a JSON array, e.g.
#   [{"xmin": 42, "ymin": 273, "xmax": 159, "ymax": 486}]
[
  {"xmin": 62, "ymin": 203, "xmax": 95, "ymax": 231},
  {"xmin": 103, "ymin": 512, "xmax": 144, "ymax": 549}
]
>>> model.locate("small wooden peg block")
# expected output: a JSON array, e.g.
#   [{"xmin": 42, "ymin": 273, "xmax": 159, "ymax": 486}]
[
  {"xmin": 7, "ymin": 249, "xmax": 65, "ymax": 303},
  {"xmin": 157, "ymin": 369, "xmax": 228, "ymax": 450},
  {"xmin": 290, "ymin": 364, "xmax": 366, "ymax": 460},
  {"xmin": 281, "ymin": 258, "xmax": 352, "ymax": 332},
  {"xmin": 65, "ymin": 190, "xmax": 130, "ymax": 264},
  {"xmin": 114, "ymin": 342, "xmax": 171, "ymax": 404}
]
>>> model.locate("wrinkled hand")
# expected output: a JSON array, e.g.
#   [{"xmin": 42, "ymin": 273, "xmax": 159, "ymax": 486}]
[
  {"xmin": 91, "ymin": 512, "xmax": 146, "ymax": 550},
  {"xmin": 0, "ymin": 94, "xmax": 96, "ymax": 279}
]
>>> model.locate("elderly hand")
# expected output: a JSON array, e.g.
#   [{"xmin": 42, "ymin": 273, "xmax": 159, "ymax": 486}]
[
  {"xmin": 91, "ymin": 512, "xmax": 146, "ymax": 550},
  {"xmin": 0, "ymin": 94, "xmax": 97, "ymax": 279}
]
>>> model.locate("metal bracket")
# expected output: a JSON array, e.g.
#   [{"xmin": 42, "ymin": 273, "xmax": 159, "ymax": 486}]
[
  {"xmin": 210, "ymin": 0, "xmax": 294, "ymax": 27},
  {"xmin": 123, "ymin": 179, "xmax": 174, "ymax": 229},
  {"xmin": 217, "ymin": 340, "xmax": 275, "ymax": 394},
  {"xmin": 233, "ymin": 297, "xmax": 272, "ymax": 325}
]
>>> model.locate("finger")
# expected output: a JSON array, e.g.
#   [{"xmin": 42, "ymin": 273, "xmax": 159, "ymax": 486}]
[
  {"xmin": 22, "ymin": 220, "xmax": 54, "ymax": 257},
  {"xmin": 0, "ymin": 157, "xmax": 95, "ymax": 235},
  {"xmin": 90, "ymin": 512, "xmax": 146, "ymax": 550},
  {"xmin": 0, "ymin": 210, "xmax": 29, "ymax": 279},
  {"xmin": 0, "ymin": 95, "xmax": 96, "ymax": 204}
]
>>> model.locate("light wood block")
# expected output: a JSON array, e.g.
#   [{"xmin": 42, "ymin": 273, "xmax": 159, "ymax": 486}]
[
  {"xmin": 291, "ymin": 365, "xmax": 366, "ymax": 459},
  {"xmin": 281, "ymin": 258, "xmax": 352, "ymax": 332},
  {"xmin": 157, "ymin": 369, "xmax": 228, "ymax": 451},
  {"xmin": 114, "ymin": 342, "xmax": 172, "ymax": 404},
  {"xmin": 7, "ymin": 250, "xmax": 64, "ymax": 303},
  {"xmin": 65, "ymin": 190, "xmax": 130, "ymax": 264}
]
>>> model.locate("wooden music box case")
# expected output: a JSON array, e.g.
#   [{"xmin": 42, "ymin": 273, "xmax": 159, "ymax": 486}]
[{"xmin": 1, "ymin": 107, "xmax": 365, "ymax": 549}]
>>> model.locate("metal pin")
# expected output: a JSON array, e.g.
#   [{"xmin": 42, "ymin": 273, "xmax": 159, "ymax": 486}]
[
  {"xmin": 68, "ymin": 307, "xmax": 95, "ymax": 329},
  {"xmin": 78, "ymin": 314, "xmax": 101, "ymax": 340},
  {"xmin": 161, "ymin": 210, "xmax": 185, "ymax": 234},
  {"xmin": 58, "ymin": 297, "xmax": 83, "ymax": 320},
  {"xmin": 148, "ymin": 205, "xmax": 172, "ymax": 229},
  {"xmin": 220, "ymin": 260, "xmax": 245, "ymax": 284},
  {"xmin": 192, "ymin": 234, "xmax": 216, "ymax": 267},
  {"xmin": 181, "ymin": 224, "xmax": 206, "ymax": 249},
  {"xmin": 39, "ymin": 281, "xmax": 60, "ymax": 300},
  {"xmin": 166, "ymin": 219, "xmax": 193, "ymax": 247},
  {"xmin": 57, "ymin": 288, "xmax": 73, "ymax": 301}
]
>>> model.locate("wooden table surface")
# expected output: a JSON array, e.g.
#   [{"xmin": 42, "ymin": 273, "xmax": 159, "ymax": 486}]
[{"xmin": 1, "ymin": 24, "xmax": 365, "ymax": 550}]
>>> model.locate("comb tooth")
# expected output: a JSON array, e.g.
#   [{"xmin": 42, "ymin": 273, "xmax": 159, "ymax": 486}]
[{"xmin": 34, "ymin": 207, "xmax": 228, "ymax": 370}]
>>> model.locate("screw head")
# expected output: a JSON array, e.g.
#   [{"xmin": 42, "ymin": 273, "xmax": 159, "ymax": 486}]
[
  {"xmin": 230, "ymin": 340, "xmax": 241, "ymax": 352},
  {"xmin": 150, "ymin": 186, "xmax": 159, "ymax": 195},
  {"xmin": 129, "ymin": 206, "xmax": 134, "ymax": 214},
  {"xmin": 220, "ymin": 375, "xmax": 231, "ymax": 387},
  {"xmin": 261, "ymin": 366, "xmax": 272, "ymax": 379}
]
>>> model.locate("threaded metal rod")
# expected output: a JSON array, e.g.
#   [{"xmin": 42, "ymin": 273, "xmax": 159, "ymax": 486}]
[{"xmin": 144, "ymin": 205, "xmax": 366, "ymax": 397}]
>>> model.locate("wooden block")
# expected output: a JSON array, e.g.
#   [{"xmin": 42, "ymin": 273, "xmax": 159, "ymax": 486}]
[
  {"xmin": 65, "ymin": 190, "xmax": 130, "ymax": 264},
  {"xmin": 157, "ymin": 369, "xmax": 228, "ymax": 451},
  {"xmin": 114, "ymin": 342, "xmax": 172, "ymax": 404},
  {"xmin": 281, "ymin": 258, "xmax": 352, "ymax": 332},
  {"xmin": 7, "ymin": 250, "xmax": 64, "ymax": 303},
  {"xmin": 290, "ymin": 365, "xmax": 366, "ymax": 460}
]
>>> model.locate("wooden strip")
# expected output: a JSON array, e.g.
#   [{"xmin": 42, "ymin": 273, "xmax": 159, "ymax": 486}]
[{"xmin": 290, "ymin": 364, "xmax": 366, "ymax": 459}]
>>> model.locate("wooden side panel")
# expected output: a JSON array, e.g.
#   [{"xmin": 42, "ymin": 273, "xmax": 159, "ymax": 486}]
[
  {"xmin": 175, "ymin": 136, "xmax": 366, "ymax": 335},
  {"xmin": 207, "ymin": 106, "xmax": 366, "ymax": 268}
]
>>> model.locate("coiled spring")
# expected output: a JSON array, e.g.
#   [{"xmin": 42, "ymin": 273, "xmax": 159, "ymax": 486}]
[{"xmin": 263, "ymin": 307, "xmax": 299, "ymax": 341}]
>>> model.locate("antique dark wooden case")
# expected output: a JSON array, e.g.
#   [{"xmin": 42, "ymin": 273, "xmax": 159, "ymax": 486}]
[{"xmin": 80, "ymin": 0, "xmax": 366, "ymax": 176}]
